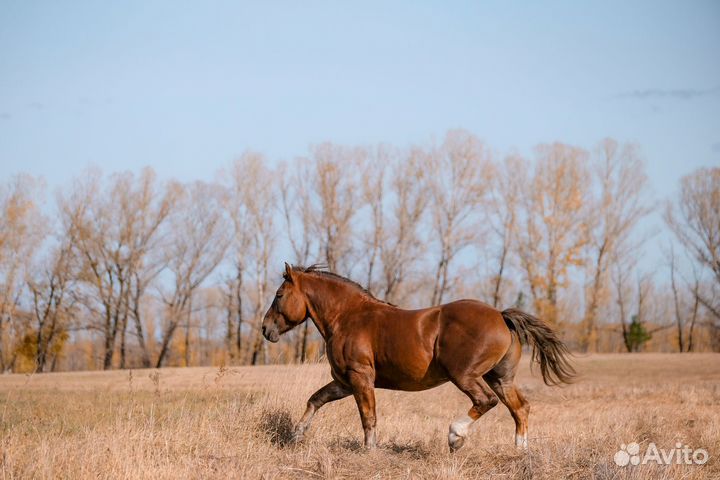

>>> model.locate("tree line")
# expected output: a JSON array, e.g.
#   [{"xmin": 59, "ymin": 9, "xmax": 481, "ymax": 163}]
[{"xmin": 1, "ymin": 130, "xmax": 718, "ymax": 372}]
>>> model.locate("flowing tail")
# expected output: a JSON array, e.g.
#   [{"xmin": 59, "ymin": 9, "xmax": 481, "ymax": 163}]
[{"xmin": 501, "ymin": 308, "xmax": 576, "ymax": 386}]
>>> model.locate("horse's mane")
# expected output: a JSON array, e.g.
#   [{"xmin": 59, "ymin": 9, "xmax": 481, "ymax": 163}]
[{"xmin": 289, "ymin": 264, "xmax": 395, "ymax": 306}]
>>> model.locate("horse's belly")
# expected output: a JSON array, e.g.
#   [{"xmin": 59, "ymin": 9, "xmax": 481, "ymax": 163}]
[{"xmin": 374, "ymin": 361, "xmax": 448, "ymax": 391}]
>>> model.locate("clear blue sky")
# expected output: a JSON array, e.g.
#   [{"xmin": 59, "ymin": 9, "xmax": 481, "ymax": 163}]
[{"xmin": 1, "ymin": 1, "xmax": 718, "ymax": 193}]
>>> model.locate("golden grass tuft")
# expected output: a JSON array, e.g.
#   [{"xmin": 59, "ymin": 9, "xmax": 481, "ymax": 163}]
[{"xmin": 1, "ymin": 353, "xmax": 718, "ymax": 479}]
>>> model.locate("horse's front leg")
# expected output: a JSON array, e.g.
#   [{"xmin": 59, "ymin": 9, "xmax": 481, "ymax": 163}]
[
  {"xmin": 348, "ymin": 370, "xmax": 377, "ymax": 449},
  {"xmin": 293, "ymin": 380, "xmax": 351, "ymax": 442}
]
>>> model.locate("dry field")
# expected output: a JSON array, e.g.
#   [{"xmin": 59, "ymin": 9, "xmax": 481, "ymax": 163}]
[{"xmin": 1, "ymin": 353, "xmax": 718, "ymax": 479}]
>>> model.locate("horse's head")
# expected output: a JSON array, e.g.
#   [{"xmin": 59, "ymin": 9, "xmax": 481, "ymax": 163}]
[{"xmin": 262, "ymin": 263, "xmax": 309, "ymax": 343}]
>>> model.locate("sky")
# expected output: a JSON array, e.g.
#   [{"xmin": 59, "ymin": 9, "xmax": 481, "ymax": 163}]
[{"xmin": 1, "ymin": 1, "xmax": 718, "ymax": 206}]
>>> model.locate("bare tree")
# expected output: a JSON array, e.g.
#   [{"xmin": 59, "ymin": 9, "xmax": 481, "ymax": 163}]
[
  {"xmin": 486, "ymin": 154, "xmax": 524, "ymax": 308},
  {"xmin": 581, "ymin": 139, "xmax": 651, "ymax": 351},
  {"xmin": 221, "ymin": 153, "xmax": 262, "ymax": 363},
  {"xmin": 25, "ymin": 236, "xmax": 78, "ymax": 372},
  {"xmin": 360, "ymin": 146, "xmax": 389, "ymax": 294},
  {"xmin": 278, "ymin": 159, "xmax": 318, "ymax": 362},
  {"xmin": 611, "ymin": 255, "xmax": 633, "ymax": 352},
  {"xmin": 120, "ymin": 169, "xmax": 176, "ymax": 368},
  {"xmin": 222, "ymin": 153, "xmax": 277, "ymax": 366},
  {"xmin": 426, "ymin": 130, "xmax": 492, "ymax": 305},
  {"xmin": 665, "ymin": 167, "xmax": 720, "ymax": 321},
  {"xmin": 59, "ymin": 170, "xmax": 124, "ymax": 370},
  {"xmin": 668, "ymin": 246, "xmax": 702, "ymax": 352},
  {"xmin": 309, "ymin": 143, "xmax": 364, "ymax": 273},
  {"xmin": 517, "ymin": 143, "xmax": 591, "ymax": 326},
  {"xmin": 686, "ymin": 265, "xmax": 702, "ymax": 352},
  {"xmin": 155, "ymin": 181, "xmax": 230, "ymax": 368},
  {"xmin": 665, "ymin": 167, "xmax": 720, "ymax": 350},
  {"xmin": 631, "ymin": 273, "xmax": 653, "ymax": 352},
  {"xmin": 60, "ymin": 169, "xmax": 174, "ymax": 369},
  {"xmin": 380, "ymin": 148, "xmax": 428, "ymax": 305},
  {"xmin": 280, "ymin": 159, "xmax": 317, "ymax": 267},
  {"xmin": 0, "ymin": 175, "xmax": 46, "ymax": 371}
]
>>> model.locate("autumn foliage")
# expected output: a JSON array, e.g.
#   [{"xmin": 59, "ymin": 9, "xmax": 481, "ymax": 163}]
[{"xmin": 1, "ymin": 131, "xmax": 719, "ymax": 372}]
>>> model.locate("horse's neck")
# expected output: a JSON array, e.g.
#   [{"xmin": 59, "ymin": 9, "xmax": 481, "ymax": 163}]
[{"xmin": 303, "ymin": 276, "xmax": 363, "ymax": 339}]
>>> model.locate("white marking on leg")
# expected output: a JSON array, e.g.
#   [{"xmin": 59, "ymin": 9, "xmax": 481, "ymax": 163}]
[
  {"xmin": 365, "ymin": 428, "xmax": 376, "ymax": 449},
  {"xmin": 515, "ymin": 433, "xmax": 528, "ymax": 449},
  {"xmin": 449, "ymin": 414, "xmax": 475, "ymax": 445}
]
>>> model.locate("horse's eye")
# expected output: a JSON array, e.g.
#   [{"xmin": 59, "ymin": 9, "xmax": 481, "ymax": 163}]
[{"xmin": 276, "ymin": 292, "xmax": 283, "ymax": 298}]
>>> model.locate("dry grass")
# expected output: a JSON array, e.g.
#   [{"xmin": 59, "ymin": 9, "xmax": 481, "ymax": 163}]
[{"xmin": 1, "ymin": 353, "xmax": 719, "ymax": 479}]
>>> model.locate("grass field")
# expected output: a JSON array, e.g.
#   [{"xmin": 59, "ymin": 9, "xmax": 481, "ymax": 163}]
[{"xmin": 1, "ymin": 353, "xmax": 718, "ymax": 479}]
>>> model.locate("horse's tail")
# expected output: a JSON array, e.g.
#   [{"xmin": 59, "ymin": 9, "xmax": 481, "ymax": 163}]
[{"xmin": 501, "ymin": 308, "xmax": 576, "ymax": 386}]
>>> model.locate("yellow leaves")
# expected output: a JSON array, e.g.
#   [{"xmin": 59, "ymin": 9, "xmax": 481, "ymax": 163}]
[
  {"xmin": 533, "ymin": 297, "xmax": 559, "ymax": 326},
  {"xmin": 519, "ymin": 142, "xmax": 592, "ymax": 323}
]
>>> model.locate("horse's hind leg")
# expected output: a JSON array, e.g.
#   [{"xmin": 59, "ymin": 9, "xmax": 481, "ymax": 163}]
[
  {"xmin": 486, "ymin": 377, "xmax": 529, "ymax": 449},
  {"xmin": 447, "ymin": 373, "xmax": 500, "ymax": 452},
  {"xmin": 484, "ymin": 340, "xmax": 530, "ymax": 449}
]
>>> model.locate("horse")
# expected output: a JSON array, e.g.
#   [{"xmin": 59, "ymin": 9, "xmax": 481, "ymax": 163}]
[{"xmin": 262, "ymin": 263, "xmax": 575, "ymax": 452}]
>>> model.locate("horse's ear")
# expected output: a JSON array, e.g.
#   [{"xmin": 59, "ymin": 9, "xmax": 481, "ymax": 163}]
[{"xmin": 284, "ymin": 262, "xmax": 294, "ymax": 283}]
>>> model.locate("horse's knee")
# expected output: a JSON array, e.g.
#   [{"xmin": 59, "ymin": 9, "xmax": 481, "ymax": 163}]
[{"xmin": 307, "ymin": 397, "xmax": 322, "ymax": 410}]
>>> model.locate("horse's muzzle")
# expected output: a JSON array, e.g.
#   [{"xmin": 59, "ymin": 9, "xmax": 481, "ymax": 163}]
[{"xmin": 262, "ymin": 324, "xmax": 280, "ymax": 343}]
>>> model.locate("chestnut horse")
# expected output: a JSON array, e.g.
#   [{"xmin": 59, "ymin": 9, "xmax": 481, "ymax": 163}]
[{"xmin": 262, "ymin": 264, "xmax": 575, "ymax": 452}]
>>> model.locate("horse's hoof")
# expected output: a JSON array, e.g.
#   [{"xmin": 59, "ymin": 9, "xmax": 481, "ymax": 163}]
[
  {"xmin": 448, "ymin": 433, "xmax": 465, "ymax": 452},
  {"xmin": 290, "ymin": 430, "xmax": 304, "ymax": 444}
]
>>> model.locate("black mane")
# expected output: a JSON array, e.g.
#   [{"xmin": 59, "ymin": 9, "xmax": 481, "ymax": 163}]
[{"xmin": 289, "ymin": 264, "xmax": 395, "ymax": 306}]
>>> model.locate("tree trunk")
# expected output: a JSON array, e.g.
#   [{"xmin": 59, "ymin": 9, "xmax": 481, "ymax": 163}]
[
  {"xmin": 132, "ymin": 312, "xmax": 151, "ymax": 368},
  {"xmin": 688, "ymin": 285, "xmax": 699, "ymax": 352},
  {"xmin": 225, "ymin": 282, "xmax": 235, "ymax": 362},
  {"xmin": 155, "ymin": 320, "xmax": 178, "ymax": 368},
  {"xmin": 131, "ymin": 280, "xmax": 152, "ymax": 368},
  {"xmin": 582, "ymin": 248, "xmax": 605, "ymax": 353},
  {"xmin": 431, "ymin": 254, "xmax": 449, "ymax": 305},
  {"xmin": 119, "ymin": 310, "xmax": 128, "ymax": 369},
  {"xmin": 670, "ymin": 255, "xmax": 685, "ymax": 352},
  {"xmin": 235, "ymin": 267, "xmax": 243, "ymax": 361},
  {"xmin": 616, "ymin": 275, "xmax": 632, "ymax": 353},
  {"xmin": 184, "ymin": 298, "xmax": 192, "ymax": 367},
  {"xmin": 492, "ymin": 241, "xmax": 508, "ymax": 308},
  {"xmin": 36, "ymin": 337, "xmax": 47, "ymax": 372},
  {"xmin": 300, "ymin": 321, "xmax": 309, "ymax": 363},
  {"xmin": 103, "ymin": 333, "xmax": 115, "ymax": 369},
  {"xmin": 250, "ymin": 325, "xmax": 264, "ymax": 366},
  {"xmin": 0, "ymin": 315, "xmax": 5, "ymax": 372},
  {"xmin": 103, "ymin": 307, "xmax": 118, "ymax": 370},
  {"xmin": 35, "ymin": 317, "xmax": 47, "ymax": 372}
]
